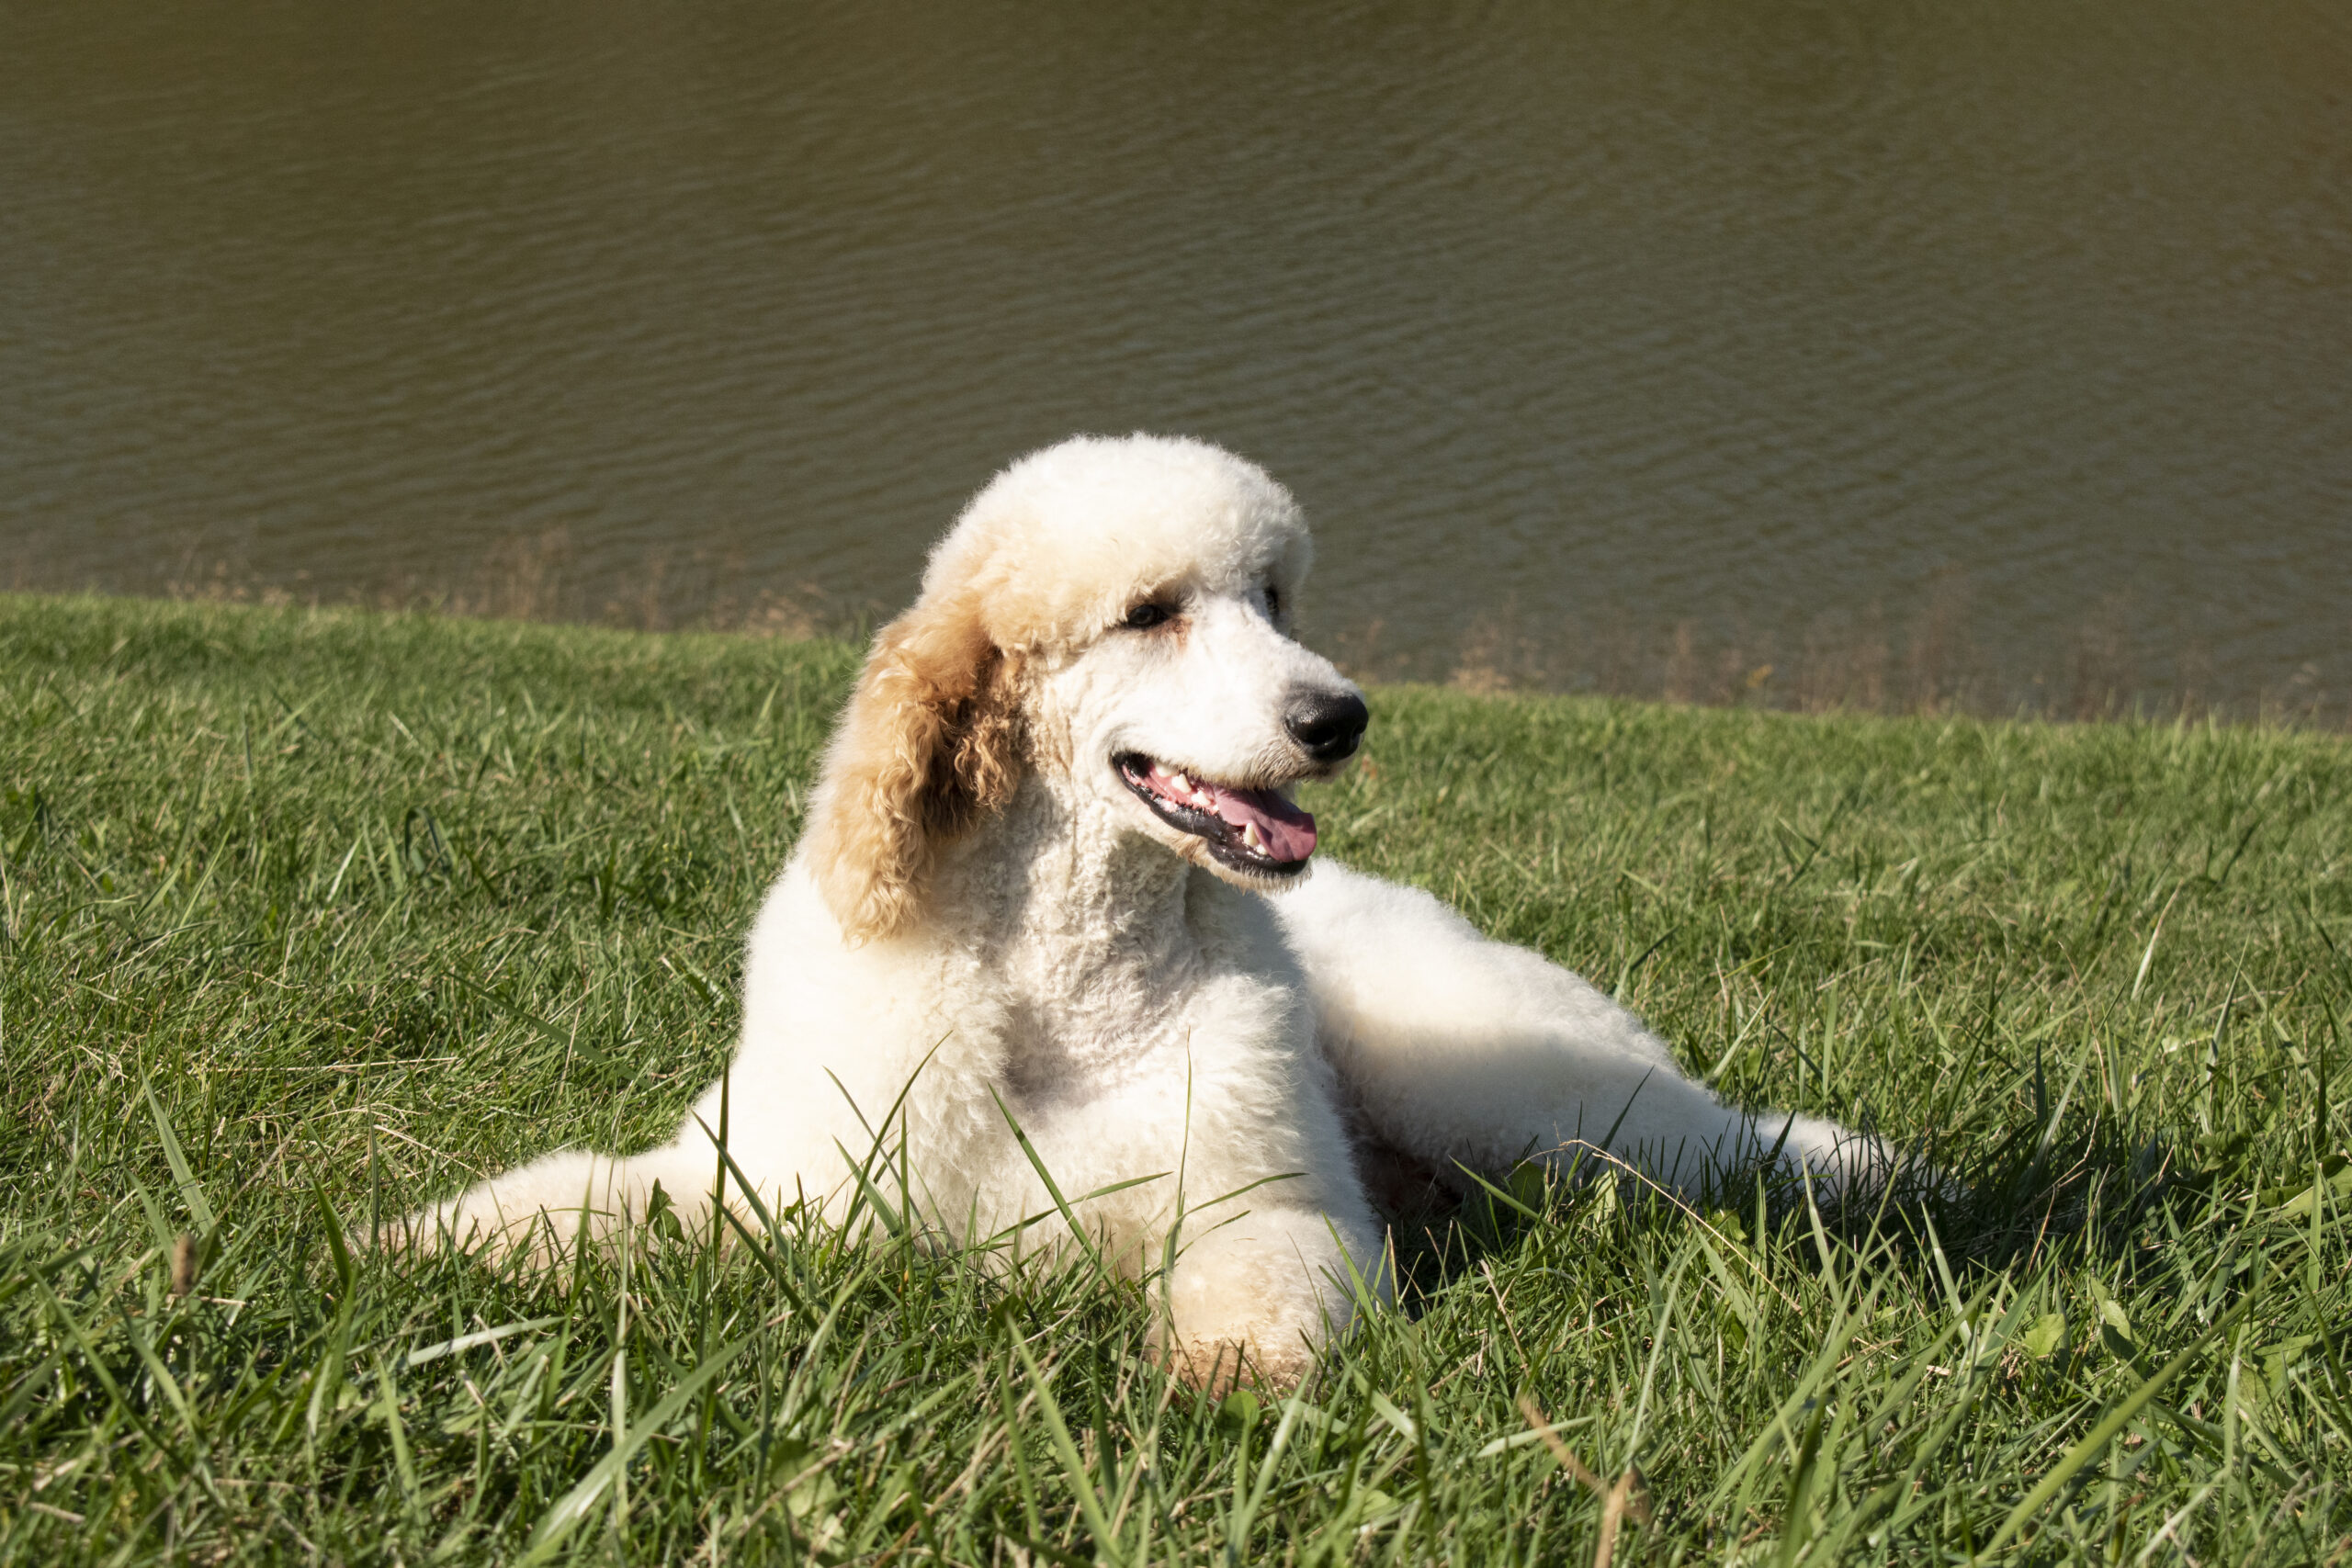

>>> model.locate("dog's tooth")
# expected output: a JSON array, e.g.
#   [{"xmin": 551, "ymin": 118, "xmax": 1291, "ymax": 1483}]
[
  {"xmin": 1169, "ymin": 771, "xmax": 1192, "ymax": 793},
  {"xmin": 1241, "ymin": 822, "xmax": 1265, "ymax": 853}
]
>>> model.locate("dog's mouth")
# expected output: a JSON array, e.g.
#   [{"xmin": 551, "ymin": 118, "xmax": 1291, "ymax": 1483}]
[{"xmin": 1115, "ymin": 754, "xmax": 1316, "ymax": 876}]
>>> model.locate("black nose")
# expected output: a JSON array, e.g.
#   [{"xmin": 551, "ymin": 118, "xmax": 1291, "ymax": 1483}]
[{"xmin": 1284, "ymin": 690, "xmax": 1369, "ymax": 762}]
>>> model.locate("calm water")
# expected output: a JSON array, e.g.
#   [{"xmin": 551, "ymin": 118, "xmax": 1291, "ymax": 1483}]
[{"xmin": 5, "ymin": 1, "xmax": 2348, "ymax": 716}]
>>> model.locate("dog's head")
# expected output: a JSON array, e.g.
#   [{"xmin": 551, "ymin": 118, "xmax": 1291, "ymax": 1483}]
[{"xmin": 807, "ymin": 434, "xmax": 1368, "ymax": 941}]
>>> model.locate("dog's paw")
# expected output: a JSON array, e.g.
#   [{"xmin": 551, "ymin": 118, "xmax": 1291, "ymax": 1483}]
[
  {"xmin": 376, "ymin": 1195, "xmax": 568, "ymax": 1268},
  {"xmin": 1151, "ymin": 1330, "xmax": 1317, "ymax": 1397}
]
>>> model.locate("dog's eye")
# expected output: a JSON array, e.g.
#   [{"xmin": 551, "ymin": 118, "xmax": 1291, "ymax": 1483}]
[
  {"xmin": 1264, "ymin": 584, "xmax": 1282, "ymax": 621},
  {"xmin": 1123, "ymin": 602, "xmax": 1172, "ymax": 630}
]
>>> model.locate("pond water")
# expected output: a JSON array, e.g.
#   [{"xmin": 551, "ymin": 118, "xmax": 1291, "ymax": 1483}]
[{"xmin": 5, "ymin": 0, "xmax": 2347, "ymax": 718}]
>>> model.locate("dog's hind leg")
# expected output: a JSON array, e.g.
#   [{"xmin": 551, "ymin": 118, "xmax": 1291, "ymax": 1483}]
[{"xmin": 1274, "ymin": 861, "xmax": 1889, "ymax": 1202}]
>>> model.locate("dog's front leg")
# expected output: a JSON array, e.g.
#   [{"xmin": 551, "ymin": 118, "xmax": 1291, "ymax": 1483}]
[
  {"xmin": 1151, "ymin": 1202, "xmax": 1384, "ymax": 1393},
  {"xmin": 389, "ymin": 1135, "xmax": 728, "ymax": 1266}
]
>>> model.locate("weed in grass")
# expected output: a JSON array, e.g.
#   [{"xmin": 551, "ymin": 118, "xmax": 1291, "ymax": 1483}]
[{"xmin": 2, "ymin": 593, "xmax": 2348, "ymax": 1563}]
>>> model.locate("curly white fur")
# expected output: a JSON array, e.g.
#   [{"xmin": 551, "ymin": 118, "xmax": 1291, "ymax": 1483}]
[{"xmin": 404, "ymin": 434, "xmax": 1883, "ymax": 1389}]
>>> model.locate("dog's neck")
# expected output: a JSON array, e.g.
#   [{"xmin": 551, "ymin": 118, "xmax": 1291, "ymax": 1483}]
[{"xmin": 931, "ymin": 770, "xmax": 1202, "ymax": 979}]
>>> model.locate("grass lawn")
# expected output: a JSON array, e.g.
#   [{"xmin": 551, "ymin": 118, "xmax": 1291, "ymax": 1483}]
[{"xmin": 3, "ymin": 593, "xmax": 2349, "ymax": 1566}]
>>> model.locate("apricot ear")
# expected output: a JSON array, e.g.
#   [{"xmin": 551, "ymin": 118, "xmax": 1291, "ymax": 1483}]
[{"xmin": 805, "ymin": 595, "xmax": 1025, "ymax": 941}]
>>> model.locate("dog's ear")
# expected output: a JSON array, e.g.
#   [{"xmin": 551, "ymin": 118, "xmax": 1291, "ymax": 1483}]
[{"xmin": 806, "ymin": 593, "xmax": 1026, "ymax": 942}]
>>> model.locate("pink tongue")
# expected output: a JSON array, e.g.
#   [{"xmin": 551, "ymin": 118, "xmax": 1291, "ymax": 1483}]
[{"xmin": 1209, "ymin": 784, "xmax": 1317, "ymax": 863}]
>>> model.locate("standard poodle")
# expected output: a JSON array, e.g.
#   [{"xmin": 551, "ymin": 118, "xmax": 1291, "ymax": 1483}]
[{"xmin": 405, "ymin": 434, "xmax": 1880, "ymax": 1387}]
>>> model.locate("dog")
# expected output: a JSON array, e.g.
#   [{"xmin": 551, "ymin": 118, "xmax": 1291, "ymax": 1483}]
[{"xmin": 404, "ymin": 434, "xmax": 1881, "ymax": 1388}]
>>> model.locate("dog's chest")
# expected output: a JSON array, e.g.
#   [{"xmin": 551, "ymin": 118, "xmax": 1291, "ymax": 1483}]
[
  {"xmin": 953, "ymin": 849, "xmax": 1307, "ymax": 1113},
  {"xmin": 991, "ymin": 933, "xmax": 1212, "ymax": 1107}
]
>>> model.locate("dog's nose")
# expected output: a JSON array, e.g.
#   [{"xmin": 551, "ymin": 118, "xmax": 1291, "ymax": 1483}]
[{"xmin": 1284, "ymin": 690, "xmax": 1369, "ymax": 762}]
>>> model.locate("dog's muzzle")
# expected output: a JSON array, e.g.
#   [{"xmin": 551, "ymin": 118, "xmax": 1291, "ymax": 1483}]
[{"xmin": 1116, "ymin": 755, "xmax": 1317, "ymax": 875}]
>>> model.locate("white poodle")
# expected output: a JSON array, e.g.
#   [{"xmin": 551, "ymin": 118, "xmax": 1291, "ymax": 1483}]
[{"xmin": 407, "ymin": 434, "xmax": 1880, "ymax": 1387}]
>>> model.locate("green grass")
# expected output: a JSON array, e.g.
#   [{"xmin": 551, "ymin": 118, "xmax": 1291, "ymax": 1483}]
[{"xmin": 3, "ymin": 592, "xmax": 2349, "ymax": 1566}]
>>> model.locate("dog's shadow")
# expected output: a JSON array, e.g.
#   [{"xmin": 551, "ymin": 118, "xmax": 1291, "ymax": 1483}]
[
  {"xmin": 1367, "ymin": 1113, "xmax": 2245, "ymax": 1325},
  {"xmin": 1359, "ymin": 1134, "xmax": 2077, "ymax": 1315}
]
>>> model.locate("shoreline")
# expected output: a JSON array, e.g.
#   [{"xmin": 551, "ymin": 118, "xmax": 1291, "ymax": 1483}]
[{"xmin": 7, "ymin": 585, "xmax": 2344, "ymax": 736}]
